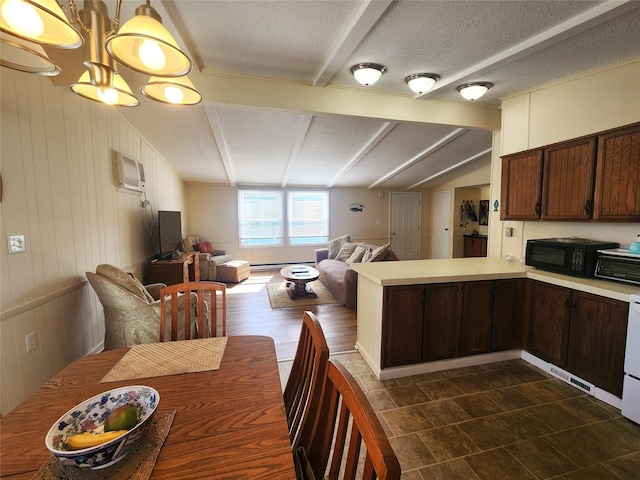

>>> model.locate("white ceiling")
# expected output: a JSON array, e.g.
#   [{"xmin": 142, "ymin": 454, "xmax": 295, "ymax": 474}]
[{"xmin": 49, "ymin": 0, "xmax": 640, "ymax": 189}]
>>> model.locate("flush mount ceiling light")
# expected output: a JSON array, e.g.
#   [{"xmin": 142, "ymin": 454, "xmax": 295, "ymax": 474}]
[
  {"xmin": 0, "ymin": 0, "xmax": 199, "ymax": 107},
  {"xmin": 0, "ymin": 0, "xmax": 83, "ymax": 48},
  {"xmin": 350, "ymin": 62, "xmax": 386, "ymax": 86},
  {"xmin": 0, "ymin": 31, "xmax": 60, "ymax": 75},
  {"xmin": 405, "ymin": 73, "xmax": 440, "ymax": 94},
  {"xmin": 141, "ymin": 75, "xmax": 202, "ymax": 105},
  {"xmin": 457, "ymin": 82, "xmax": 493, "ymax": 101}
]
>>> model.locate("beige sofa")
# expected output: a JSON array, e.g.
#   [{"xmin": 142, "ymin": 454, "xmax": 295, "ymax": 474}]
[
  {"xmin": 182, "ymin": 235, "xmax": 233, "ymax": 281},
  {"xmin": 315, "ymin": 240, "xmax": 397, "ymax": 309}
]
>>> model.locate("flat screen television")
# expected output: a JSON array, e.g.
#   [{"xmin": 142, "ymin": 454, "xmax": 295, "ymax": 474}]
[{"xmin": 158, "ymin": 210, "xmax": 182, "ymax": 260}]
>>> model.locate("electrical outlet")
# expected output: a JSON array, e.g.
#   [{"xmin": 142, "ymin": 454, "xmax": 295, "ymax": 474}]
[
  {"xmin": 25, "ymin": 331, "xmax": 37, "ymax": 352},
  {"xmin": 505, "ymin": 227, "xmax": 513, "ymax": 237},
  {"xmin": 8, "ymin": 234, "xmax": 26, "ymax": 254}
]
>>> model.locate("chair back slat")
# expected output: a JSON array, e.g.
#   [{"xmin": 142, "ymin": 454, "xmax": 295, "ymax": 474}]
[
  {"xmin": 159, "ymin": 281, "xmax": 227, "ymax": 342},
  {"xmin": 305, "ymin": 360, "xmax": 401, "ymax": 480},
  {"xmin": 284, "ymin": 311, "xmax": 330, "ymax": 450}
]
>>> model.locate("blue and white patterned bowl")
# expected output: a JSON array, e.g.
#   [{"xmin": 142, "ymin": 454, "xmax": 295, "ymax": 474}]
[{"xmin": 45, "ymin": 385, "xmax": 160, "ymax": 469}]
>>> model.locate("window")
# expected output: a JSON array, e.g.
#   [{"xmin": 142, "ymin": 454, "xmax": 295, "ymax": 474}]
[
  {"xmin": 238, "ymin": 190, "xmax": 283, "ymax": 246},
  {"xmin": 288, "ymin": 191, "xmax": 329, "ymax": 245},
  {"xmin": 238, "ymin": 189, "xmax": 329, "ymax": 247}
]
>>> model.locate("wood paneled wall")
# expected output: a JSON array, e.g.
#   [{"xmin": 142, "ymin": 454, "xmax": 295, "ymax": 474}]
[{"xmin": 0, "ymin": 70, "xmax": 185, "ymax": 415}]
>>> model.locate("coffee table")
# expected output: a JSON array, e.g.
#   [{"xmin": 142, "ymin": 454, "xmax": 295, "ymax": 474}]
[{"xmin": 280, "ymin": 265, "xmax": 320, "ymax": 299}]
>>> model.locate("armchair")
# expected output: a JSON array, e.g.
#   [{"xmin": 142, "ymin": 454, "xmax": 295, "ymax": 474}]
[
  {"xmin": 182, "ymin": 234, "xmax": 233, "ymax": 281},
  {"xmin": 87, "ymin": 264, "xmax": 206, "ymax": 350}
]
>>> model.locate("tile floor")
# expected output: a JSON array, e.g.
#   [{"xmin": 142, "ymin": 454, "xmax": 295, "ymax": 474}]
[{"xmin": 279, "ymin": 353, "xmax": 640, "ymax": 480}]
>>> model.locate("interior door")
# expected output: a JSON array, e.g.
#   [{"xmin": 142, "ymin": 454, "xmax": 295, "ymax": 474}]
[
  {"xmin": 432, "ymin": 190, "xmax": 451, "ymax": 258},
  {"xmin": 390, "ymin": 192, "xmax": 421, "ymax": 260}
]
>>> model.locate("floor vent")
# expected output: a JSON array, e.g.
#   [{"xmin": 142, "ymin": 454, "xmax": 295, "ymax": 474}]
[{"xmin": 549, "ymin": 366, "xmax": 594, "ymax": 394}]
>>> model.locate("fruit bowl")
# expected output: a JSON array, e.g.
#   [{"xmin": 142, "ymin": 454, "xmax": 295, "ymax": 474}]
[{"xmin": 45, "ymin": 385, "xmax": 159, "ymax": 469}]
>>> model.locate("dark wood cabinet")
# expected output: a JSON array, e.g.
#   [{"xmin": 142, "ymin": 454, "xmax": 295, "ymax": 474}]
[
  {"xmin": 593, "ymin": 124, "xmax": 640, "ymax": 221},
  {"xmin": 145, "ymin": 253, "xmax": 198, "ymax": 285},
  {"xmin": 566, "ymin": 291, "xmax": 628, "ymax": 397},
  {"xmin": 423, "ymin": 283, "xmax": 462, "ymax": 361},
  {"xmin": 541, "ymin": 138, "xmax": 596, "ymax": 220},
  {"xmin": 526, "ymin": 281, "xmax": 571, "ymax": 367},
  {"xmin": 492, "ymin": 279, "xmax": 526, "ymax": 351},
  {"xmin": 500, "ymin": 150, "xmax": 543, "ymax": 220},
  {"xmin": 460, "ymin": 281, "xmax": 494, "ymax": 356},
  {"xmin": 382, "ymin": 285, "xmax": 424, "ymax": 367},
  {"xmin": 463, "ymin": 235, "xmax": 487, "ymax": 257}
]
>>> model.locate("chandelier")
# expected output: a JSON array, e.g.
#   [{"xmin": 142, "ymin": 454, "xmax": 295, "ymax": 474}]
[{"xmin": 0, "ymin": 0, "xmax": 201, "ymax": 106}]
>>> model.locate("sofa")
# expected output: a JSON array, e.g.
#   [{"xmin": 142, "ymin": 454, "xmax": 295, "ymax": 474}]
[
  {"xmin": 182, "ymin": 235, "xmax": 234, "ymax": 281},
  {"xmin": 315, "ymin": 237, "xmax": 397, "ymax": 309}
]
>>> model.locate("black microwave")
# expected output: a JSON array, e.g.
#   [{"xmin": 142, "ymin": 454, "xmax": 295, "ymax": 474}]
[{"xmin": 525, "ymin": 238, "xmax": 619, "ymax": 278}]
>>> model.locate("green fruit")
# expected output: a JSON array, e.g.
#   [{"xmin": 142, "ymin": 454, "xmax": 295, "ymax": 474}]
[{"xmin": 104, "ymin": 405, "xmax": 138, "ymax": 432}]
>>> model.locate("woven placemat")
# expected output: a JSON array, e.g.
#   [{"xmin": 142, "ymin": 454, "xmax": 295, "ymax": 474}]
[
  {"xmin": 100, "ymin": 337, "xmax": 228, "ymax": 383},
  {"xmin": 32, "ymin": 410, "xmax": 176, "ymax": 480}
]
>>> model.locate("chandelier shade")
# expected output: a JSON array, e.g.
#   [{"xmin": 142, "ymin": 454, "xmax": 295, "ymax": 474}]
[
  {"xmin": 71, "ymin": 70, "xmax": 139, "ymax": 106},
  {"xmin": 350, "ymin": 62, "xmax": 386, "ymax": 86},
  {"xmin": 141, "ymin": 75, "xmax": 202, "ymax": 105},
  {"xmin": 405, "ymin": 73, "xmax": 440, "ymax": 94},
  {"xmin": 457, "ymin": 82, "xmax": 493, "ymax": 100},
  {"xmin": 0, "ymin": 31, "xmax": 60, "ymax": 75},
  {"xmin": 0, "ymin": 0, "xmax": 82, "ymax": 48},
  {"xmin": 105, "ymin": 3, "xmax": 191, "ymax": 77}
]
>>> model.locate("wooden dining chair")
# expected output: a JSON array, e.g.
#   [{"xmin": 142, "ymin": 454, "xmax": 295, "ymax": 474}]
[
  {"xmin": 159, "ymin": 281, "xmax": 227, "ymax": 341},
  {"xmin": 284, "ymin": 311, "xmax": 330, "ymax": 451},
  {"xmin": 300, "ymin": 360, "xmax": 401, "ymax": 480}
]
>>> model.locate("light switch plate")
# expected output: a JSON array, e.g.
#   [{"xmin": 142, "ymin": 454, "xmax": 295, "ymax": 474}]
[{"xmin": 8, "ymin": 234, "xmax": 25, "ymax": 254}]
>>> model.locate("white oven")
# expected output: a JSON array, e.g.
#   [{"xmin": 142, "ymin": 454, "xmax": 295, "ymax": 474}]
[{"xmin": 623, "ymin": 294, "xmax": 640, "ymax": 424}]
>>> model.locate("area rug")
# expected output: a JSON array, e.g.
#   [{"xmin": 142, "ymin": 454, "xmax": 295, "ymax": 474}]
[{"xmin": 267, "ymin": 280, "xmax": 340, "ymax": 309}]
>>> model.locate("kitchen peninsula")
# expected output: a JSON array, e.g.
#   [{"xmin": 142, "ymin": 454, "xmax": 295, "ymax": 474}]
[{"xmin": 351, "ymin": 257, "xmax": 638, "ymax": 407}]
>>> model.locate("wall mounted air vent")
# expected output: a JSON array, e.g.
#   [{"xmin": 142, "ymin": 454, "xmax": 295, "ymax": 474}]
[{"xmin": 114, "ymin": 151, "xmax": 145, "ymax": 193}]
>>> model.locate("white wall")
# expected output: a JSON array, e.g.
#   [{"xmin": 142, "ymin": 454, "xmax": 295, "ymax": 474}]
[
  {"xmin": 492, "ymin": 60, "xmax": 640, "ymax": 260},
  {"xmin": 185, "ymin": 184, "xmax": 419, "ymax": 264},
  {"xmin": 0, "ymin": 70, "xmax": 185, "ymax": 415}
]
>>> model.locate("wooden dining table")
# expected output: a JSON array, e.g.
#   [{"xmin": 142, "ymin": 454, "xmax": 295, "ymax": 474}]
[{"xmin": 0, "ymin": 336, "xmax": 297, "ymax": 479}]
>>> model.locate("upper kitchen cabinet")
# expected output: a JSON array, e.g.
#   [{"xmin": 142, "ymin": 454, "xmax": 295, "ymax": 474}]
[
  {"xmin": 501, "ymin": 123, "xmax": 640, "ymax": 222},
  {"xmin": 541, "ymin": 138, "xmax": 596, "ymax": 220},
  {"xmin": 593, "ymin": 124, "xmax": 640, "ymax": 221},
  {"xmin": 500, "ymin": 150, "xmax": 543, "ymax": 220}
]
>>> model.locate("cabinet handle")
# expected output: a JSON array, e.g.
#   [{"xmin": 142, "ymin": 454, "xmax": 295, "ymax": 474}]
[
  {"xmin": 584, "ymin": 199, "xmax": 593, "ymax": 216},
  {"xmin": 564, "ymin": 294, "xmax": 571, "ymax": 310},
  {"xmin": 534, "ymin": 202, "xmax": 541, "ymax": 216}
]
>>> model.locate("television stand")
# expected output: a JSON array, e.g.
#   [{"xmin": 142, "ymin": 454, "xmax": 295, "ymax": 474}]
[{"xmin": 146, "ymin": 252, "xmax": 200, "ymax": 286}]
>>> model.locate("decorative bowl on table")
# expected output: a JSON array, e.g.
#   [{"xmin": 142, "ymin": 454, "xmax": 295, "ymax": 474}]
[{"xmin": 45, "ymin": 385, "xmax": 160, "ymax": 469}]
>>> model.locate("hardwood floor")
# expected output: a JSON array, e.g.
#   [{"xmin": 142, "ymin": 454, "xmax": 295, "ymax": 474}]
[{"xmin": 224, "ymin": 270, "xmax": 357, "ymax": 360}]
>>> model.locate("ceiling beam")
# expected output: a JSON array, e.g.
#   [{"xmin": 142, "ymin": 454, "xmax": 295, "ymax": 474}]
[
  {"xmin": 204, "ymin": 106, "xmax": 236, "ymax": 186},
  {"xmin": 314, "ymin": 0, "xmax": 394, "ymax": 87},
  {"xmin": 194, "ymin": 70, "xmax": 500, "ymax": 131},
  {"xmin": 408, "ymin": 148, "xmax": 492, "ymax": 189},
  {"xmin": 417, "ymin": 0, "xmax": 639, "ymax": 99},
  {"xmin": 281, "ymin": 115, "xmax": 314, "ymax": 188}
]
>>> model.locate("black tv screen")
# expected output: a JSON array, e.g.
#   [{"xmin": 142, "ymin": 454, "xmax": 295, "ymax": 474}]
[{"xmin": 158, "ymin": 210, "xmax": 182, "ymax": 260}]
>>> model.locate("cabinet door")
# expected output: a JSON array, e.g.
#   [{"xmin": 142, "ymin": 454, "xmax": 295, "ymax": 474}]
[
  {"xmin": 567, "ymin": 291, "xmax": 628, "ymax": 397},
  {"xmin": 500, "ymin": 150, "xmax": 543, "ymax": 220},
  {"xmin": 382, "ymin": 285, "xmax": 424, "ymax": 368},
  {"xmin": 492, "ymin": 279, "xmax": 526, "ymax": 351},
  {"xmin": 526, "ymin": 281, "xmax": 571, "ymax": 367},
  {"xmin": 541, "ymin": 138, "xmax": 596, "ymax": 220},
  {"xmin": 460, "ymin": 281, "xmax": 494, "ymax": 356},
  {"xmin": 593, "ymin": 123, "xmax": 640, "ymax": 221},
  {"xmin": 423, "ymin": 283, "xmax": 462, "ymax": 361}
]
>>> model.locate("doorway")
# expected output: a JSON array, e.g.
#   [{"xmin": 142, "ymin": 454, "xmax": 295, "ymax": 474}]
[
  {"xmin": 432, "ymin": 190, "xmax": 451, "ymax": 258},
  {"xmin": 390, "ymin": 192, "xmax": 421, "ymax": 260}
]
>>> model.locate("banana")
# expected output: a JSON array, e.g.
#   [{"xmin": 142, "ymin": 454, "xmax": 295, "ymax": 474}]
[{"xmin": 66, "ymin": 430, "xmax": 128, "ymax": 450}]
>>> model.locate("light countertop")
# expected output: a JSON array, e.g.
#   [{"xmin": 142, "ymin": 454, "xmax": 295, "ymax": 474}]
[{"xmin": 350, "ymin": 257, "xmax": 640, "ymax": 302}]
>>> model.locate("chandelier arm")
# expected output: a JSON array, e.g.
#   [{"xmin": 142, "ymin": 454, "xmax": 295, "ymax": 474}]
[{"xmin": 112, "ymin": 0, "xmax": 123, "ymax": 33}]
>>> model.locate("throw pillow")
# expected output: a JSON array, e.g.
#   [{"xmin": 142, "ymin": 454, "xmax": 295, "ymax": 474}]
[
  {"xmin": 327, "ymin": 234, "xmax": 350, "ymax": 259},
  {"xmin": 345, "ymin": 245, "xmax": 366, "ymax": 265},
  {"xmin": 194, "ymin": 240, "xmax": 215, "ymax": 255},
  {"xmin": 335, "ymin": 242, "xmax": 358, "ymax": 262},
  {"xmin": 369, "ymin": 243, "xmax": 391, "ymax": 262},
  {"xmin": 361, "ymin": 248, "xmax": 373, "ymax": 262}
]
